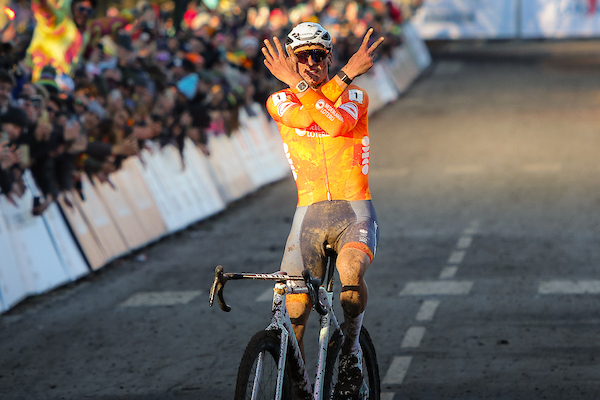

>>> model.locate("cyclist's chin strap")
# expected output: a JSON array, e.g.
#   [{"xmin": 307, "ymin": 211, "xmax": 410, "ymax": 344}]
[{"xmin": 341, "ymin": 285, "xmax": 360, "ymax": 292}]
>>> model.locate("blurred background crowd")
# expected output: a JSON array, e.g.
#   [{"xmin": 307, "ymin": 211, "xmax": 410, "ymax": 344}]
[{"xmin": 0, "ymin": 0, "xmax": 423, "ymax": 215}]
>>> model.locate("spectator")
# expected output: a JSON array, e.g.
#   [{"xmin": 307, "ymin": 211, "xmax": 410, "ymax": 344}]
[
  {"xmin": 0, "ymin": 0, "xmax": 407, "ymax": 216},
  {"xmin": 1, "ymin": 106, "xmax": 29, "ymax": 204},
  {"xmin": 0, "ymin": 69, "xmax": 15, "ymax": 112}
]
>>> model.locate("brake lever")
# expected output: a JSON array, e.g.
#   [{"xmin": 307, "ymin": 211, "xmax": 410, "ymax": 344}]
[
  {"xmin": 302, "ymin": 269, "xmax": 328, "ymax": 316},
  {"xmin": 209, "ymin": 265, "xmax": 231, "ymax": 312}
]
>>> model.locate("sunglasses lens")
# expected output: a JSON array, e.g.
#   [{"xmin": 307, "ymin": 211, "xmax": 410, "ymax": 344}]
[
  {"xmin": 314, "ymin": 50, "xmax": 327, "ymax": 62},
  {"xmin": 296, "ymin": 49, "xmax": 327, "ymax": 64},
  {"xmin": 78, "ymin": 6, "xmax": 93, "ymax": 15}
]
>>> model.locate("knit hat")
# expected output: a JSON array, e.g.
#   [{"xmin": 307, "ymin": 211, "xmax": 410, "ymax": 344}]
[
  {"xmin": 1, "ymin": 106, "xmax": 29, "ymax": 128},
  {"xmin": 38, "ymin": 65, "xmax": 60, "ymax": 93}
]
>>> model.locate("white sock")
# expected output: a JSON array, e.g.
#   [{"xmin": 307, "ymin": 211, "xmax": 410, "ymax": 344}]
[{"xmin": 343, "ymin": 311, "xmax": 364, "ymax": 354}]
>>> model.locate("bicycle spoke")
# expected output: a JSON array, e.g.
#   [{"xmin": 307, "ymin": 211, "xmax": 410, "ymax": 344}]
[{"xmin": 248, "ymin": 352, "xmax": 279, "ymax": 400}]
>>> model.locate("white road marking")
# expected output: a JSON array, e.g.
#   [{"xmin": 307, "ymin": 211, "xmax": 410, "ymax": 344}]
[
  {"xmin": 444, "ymin": 165, "xmax": 484, "ymax": 175},
  {"xmin": 256, "ymin": 288, "xmax": 273, "ymax": 302},
  {"xmin": 439, "ymin": 266, "xmax": 458, "ymax": 279},
  {"xmin": 539, "ymin": 280, "xmax": 600, "ymax": 294},
  {"xmin": 119, "ymin": 291, "xmax": 202, "ymax": 307},
  {"xmin": 463, "ymin": 221, "xmax": 479, "ymax": 235},
  {"xmin": 522, "ymin": 163, "xmax": 562, "ymax": 173},
  {"xmin": 401, "ymin": 327, "xmax": 426, "ymax": 348},
  {"xmin": 463, "ymin": 227, "xmax": 478, "ymax": 235},
  {"xmin": 416, "ymin": 300, "xmax": 440, "ymax": 321},
  {"xmin": 456, "ymin": 236, "xmax": 473, "ymax": 249},
  {"xmin": 400, "ymin": 281, "xmax": 474, "ymax": 296},
  {"xmin": 371, "ymin": 168, "xmax": 409, "ymax": 177},
  {"xmin": 383, "ymin": 356, "xmax": 413, "ymax": 385},
  {"xmin": 381, "ymin": 393, "xmax": 396, "ymax": 400},
  {"xmin": 447, "ymin": 250, "xmax": 466, "ymax": 264}
]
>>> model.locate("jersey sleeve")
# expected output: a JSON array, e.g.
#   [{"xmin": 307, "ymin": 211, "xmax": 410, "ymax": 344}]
[
  {"xmin": 266, "ymin": 90, "xmax": 315, "ymax": 129},
  {"xmin": 298, "ymin": 85, "xmax": 369, "ymax": 138},
  {"xmin": 320, "ymin": 78, "xmax": 346, "ymax": 104}
]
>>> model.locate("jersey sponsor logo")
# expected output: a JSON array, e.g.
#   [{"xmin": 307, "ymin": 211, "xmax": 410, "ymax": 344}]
[
  {"xmin": 315, "ymin": 99, "xmax": 343, "ymax": 122},
  {"xmin": 339, "ymin": 102, "xmax": 359, "ymax": 120},
  {"xmin": 277, "ymin": 101, "xmax": 295, "ymax": 117},
  {"xmin": 373, "ymin": 220, "xmax": 378, "ymax": 256},
  {"xmin": 295, "ymin": 129, "xmax": 330, "ymax": 138},
  {"xmin": 349, "ymin": 89, "xmax": 364, "ymax": 104},
  {"xmin": 272, "ymin": 92, "xmax": 287, "ymax": 106},
  {"xmin": 283, "ymin": 142, "xmax": 298, "ymax": 180},
  {"xmin": 295, "ymin": 124, "xmax": 330, "ymax": 138},
  {"xmin": 359, "ymin": 228, "xmax": 369, "ymax": 244},
  {"xmin": 361, "ymin": 135, "xmax": 370, "ymax": 175}
]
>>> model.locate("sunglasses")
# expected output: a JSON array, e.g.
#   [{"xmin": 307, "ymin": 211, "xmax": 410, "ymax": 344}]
[
  {"xmin": 295, "ymin": 49, "xmax": 328, "ymax": 64},
  {"xmin": 77, "ymin": 5, "xmax": 94, "ymax": 16}
]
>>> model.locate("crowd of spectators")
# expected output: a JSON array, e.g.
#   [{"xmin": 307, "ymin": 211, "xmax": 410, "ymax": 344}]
[{"xmin": 0, "ymin": 0, "xmax": 420, "ymax": 216}]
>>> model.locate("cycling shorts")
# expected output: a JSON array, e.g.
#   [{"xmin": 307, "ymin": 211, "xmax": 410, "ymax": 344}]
[{"xmin": 280, "ymin": 200, "xmax": 378, "ymax": 282}]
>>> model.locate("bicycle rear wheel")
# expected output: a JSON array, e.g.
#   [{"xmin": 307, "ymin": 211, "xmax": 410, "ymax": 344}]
[
  {"xmin": 324, "ymin": 324, "xmax": 381, "ymax": 400},
  {"xmin": 235, "ymin": 329, "xmax": 293, "ymax": 400}
]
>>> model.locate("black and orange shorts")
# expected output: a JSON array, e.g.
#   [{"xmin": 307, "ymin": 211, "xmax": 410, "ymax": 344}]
[{"xmin": 280, "ymin": 200, "xmax": 378, "ymax": 282}]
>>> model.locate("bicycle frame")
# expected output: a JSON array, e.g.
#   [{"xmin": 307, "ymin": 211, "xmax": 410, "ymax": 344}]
[
  {"xmin": 263, "ymin": 281, "xmax": 342, "ymax": 400},
  {"xmin": 209, "ymin": 263, "xmax": 344, "ymax": 400}
]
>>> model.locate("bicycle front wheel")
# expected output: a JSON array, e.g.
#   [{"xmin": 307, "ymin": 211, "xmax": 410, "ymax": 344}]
[
  {"xmin": 235, "ymin": 329, "xmax": 292, "ymax": 400},
  {"xmin": 324, "ymin": 324, "xmax": 381, "ymax": 400}
]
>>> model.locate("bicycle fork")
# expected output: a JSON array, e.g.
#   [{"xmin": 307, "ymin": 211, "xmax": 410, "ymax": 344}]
[{"xmin": 267, "ymin": 282, "xmax": 313, "ymax": 398}]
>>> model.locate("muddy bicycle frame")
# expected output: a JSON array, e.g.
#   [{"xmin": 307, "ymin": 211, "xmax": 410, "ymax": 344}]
[{"xmin": 209, "ymin": 256, "xmax": 346, "ymax": 400}]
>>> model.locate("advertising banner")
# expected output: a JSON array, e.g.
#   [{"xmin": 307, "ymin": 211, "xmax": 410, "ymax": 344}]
[
  {"xmin": 131, "ymin": 151, "xmax": 182, "ymax": 233},
  {"xmin": 411, "ymin": 0, "xmax": 518, "ymax": 39},
  {"xmin": 0, "ymin": 197, "xmax": 28, "ymax": 311},
  {"xmin": 181, "ymin": 138, "xmax": 226, "ymax": 218},
  {"xmin": 403, "ymin": 22, "xmax": 433, "ymax": 71},
  {"xmin": 93, "ymin": 176, "xmax": 149, "ymax": 251},
  {"xmin": 1, "ymin": 172, "xmax": 69, "ymax": 295},
  {"xmin": 58, "ymin": 190, "xmax": 107, "ymax": 270},
  {"xmin": 111, "ymin": 159, "xmax": 167, "ymax": 242},
  {"xmin": 521, "ymin": 0, "xmax": 600, "ymax": 38},
  {"xmin": 207, "ymin": 133, "xmax": 256, "ymax": 202},
  {"xmin": 75, "ymin": 174, "xmax": 128, "ymax": 262},
  {"xmin": 21, "ymin": 172, "xmax": 88, "ymax": 281}
]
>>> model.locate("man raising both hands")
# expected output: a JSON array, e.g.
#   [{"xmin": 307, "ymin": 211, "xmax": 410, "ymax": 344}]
[{"xmin": 263, "ymin": 23, "xmax": 384, "ymax": 399}]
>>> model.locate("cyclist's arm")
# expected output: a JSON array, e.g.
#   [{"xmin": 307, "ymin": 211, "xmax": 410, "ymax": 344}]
[
  {"xmin": 296, "ymin": 86, "xmax": 369, "ymax": 138},
  {"xmin": 266, "ymin": 90, "xmax": 315, "ymax": 129},
  {"xmin": 321, "ymin": 27, "xmax": 385, "ymax": 103}
]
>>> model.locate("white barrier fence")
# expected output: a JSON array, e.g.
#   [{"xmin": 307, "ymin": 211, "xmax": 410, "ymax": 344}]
[
  {"xmin": 0, "ymin": 22, "xmax": 431, "ymax": 313},
  {"xmin": 412, "ymin": 0, "xmax": 600, "ymax": 40}
]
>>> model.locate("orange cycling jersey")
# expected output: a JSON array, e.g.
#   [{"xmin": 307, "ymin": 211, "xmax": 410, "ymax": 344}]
[{"xmin": 267, "ymin": 79, "xmax": 371, "ymax": 207}]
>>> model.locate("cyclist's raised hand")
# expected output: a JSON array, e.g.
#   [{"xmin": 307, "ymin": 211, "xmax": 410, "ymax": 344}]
[
  {"xmin": 262, "ymin": 37, "xmax": 304, "ymax": 88},
  {"xmin": 342, "ymin": 28, "xmax": 385, "ymax": 80}
]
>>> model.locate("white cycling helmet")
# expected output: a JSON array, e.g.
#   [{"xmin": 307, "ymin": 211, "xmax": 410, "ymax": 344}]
[{"xmin": 286, "ymin": 22, "xmax": 332, "ymax": 55}]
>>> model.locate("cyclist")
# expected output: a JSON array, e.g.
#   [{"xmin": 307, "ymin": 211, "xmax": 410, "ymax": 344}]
[{"xmin": 262, "ymin": 22, "xmax": 384, "ymax": 399}]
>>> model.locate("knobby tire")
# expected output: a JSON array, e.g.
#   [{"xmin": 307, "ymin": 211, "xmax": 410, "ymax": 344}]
[
  {"xmin": 234, "ymin": 329, "xmax": 293, "ymax": 400},
  {"xmin": 324, "ymin": 325, "xmax": 381, "ymax": 400}
]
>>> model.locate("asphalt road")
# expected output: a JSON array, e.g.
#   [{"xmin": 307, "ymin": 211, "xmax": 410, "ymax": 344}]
[{"xmin": 3, "ymin": 40, "xmax": 600, "ymax": 400}]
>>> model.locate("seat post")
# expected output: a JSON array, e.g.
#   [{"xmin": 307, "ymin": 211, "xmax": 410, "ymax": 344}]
[{"xmin": 324, "ymin": 247, "xmax": 337, "ymax": 293}]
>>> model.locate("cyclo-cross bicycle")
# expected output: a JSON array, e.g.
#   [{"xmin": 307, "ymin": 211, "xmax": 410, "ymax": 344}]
[{"xmin": 209, "ymin": 246, "xmax": 380, "ymax": 400}]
